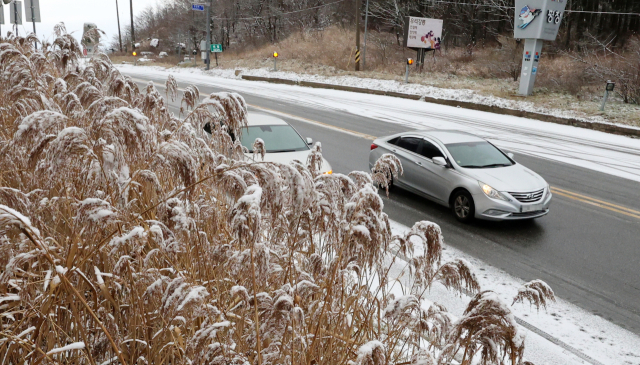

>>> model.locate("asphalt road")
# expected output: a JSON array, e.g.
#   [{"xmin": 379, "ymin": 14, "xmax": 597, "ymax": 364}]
[{"xmin": 127, "ymin": 71, "xmax": 640, "ymax": 335}]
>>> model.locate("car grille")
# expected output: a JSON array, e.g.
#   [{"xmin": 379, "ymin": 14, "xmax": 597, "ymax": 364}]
[
  {"xmin": 509, "ymin": 189, "xmax": 545, "ymax": 203},
  {"xmin": 510, "ymin": 210, "xmax": 548, "ymax": 218}
]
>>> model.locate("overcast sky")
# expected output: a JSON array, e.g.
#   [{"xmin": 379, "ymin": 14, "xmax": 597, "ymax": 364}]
[{"xmin": 2, "ymin": 0, "xmax": 161, "ymax": 47}]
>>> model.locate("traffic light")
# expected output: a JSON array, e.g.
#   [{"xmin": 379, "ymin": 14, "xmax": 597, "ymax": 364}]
[
  {"xmin": 273, "ymin": 52, "xmax": 278, "ymax": 58},
  {"xmin": 132, "ymin": 51, "xmax": 137, "ymax": 56},
  {"xmin": 192, "ymin": 49, "xmax": 197, "ymax": 55},
  {"xmin": 407, "ymin": 58, "xmax": 414, "ymax": 65}
]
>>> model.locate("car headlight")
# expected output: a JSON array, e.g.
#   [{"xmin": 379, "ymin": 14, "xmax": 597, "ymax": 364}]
[
  {"xmin": 478, "ymin": 181, "xmax": 510, "ymax": 201},
  {"xmin": 545, "ymin": 184, "xmax": 551, "ymax": 198}
]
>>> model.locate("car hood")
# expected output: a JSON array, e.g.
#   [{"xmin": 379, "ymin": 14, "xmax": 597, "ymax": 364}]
[
  {"xmin": 461, "ymin": 164, "xmax": 547, "ymax": 192},
  {"xmin": 244, "ymin": 150, "xmax": 332, "ymax": 173}
]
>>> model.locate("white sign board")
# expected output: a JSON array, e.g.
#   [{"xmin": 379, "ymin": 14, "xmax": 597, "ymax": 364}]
[
  {"xmin": 10, "ymin": 1, "xmax": 23, "ymax": 25},
  {"xmin": 24, "ymin": 0, "xmax": 41, "ymax": 23},
  {"xmin": 514, "ymin": 0, "xmax": 567, "ymax": 41},
  {"xmin": 404, "ymin": 17, "xmax": 443, "ymax": 49}
]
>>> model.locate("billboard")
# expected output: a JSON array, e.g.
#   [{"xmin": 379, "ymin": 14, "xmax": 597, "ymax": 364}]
[
  {"xmin": 514, "ymin": 0, "xmax": 567, "ymax": 41},
  {"xmin": 403, "ymin": 17, "xmax": 443, "ymax": 50}
]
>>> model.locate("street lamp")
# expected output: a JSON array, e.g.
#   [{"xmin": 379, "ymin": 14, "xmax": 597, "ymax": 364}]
[{"xmin": 405, "ymin": 58, "xmax": 414, "ymax": 84}]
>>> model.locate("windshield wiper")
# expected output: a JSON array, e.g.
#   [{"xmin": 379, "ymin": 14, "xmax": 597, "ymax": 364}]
[
  {"xmin": 471, "ymin": 163, "xmax": 510, "ymax": 168},
  {"xmin": 268, "ymin": 149, "xmax": 298, "ymax": 153}
]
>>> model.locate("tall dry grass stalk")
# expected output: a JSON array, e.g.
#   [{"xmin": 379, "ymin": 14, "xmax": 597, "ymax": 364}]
[{"xmin": 0, "ymin": 26, "xmax": 554, "ymax": 364}]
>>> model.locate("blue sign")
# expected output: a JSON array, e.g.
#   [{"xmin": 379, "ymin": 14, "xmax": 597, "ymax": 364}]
[{"xmin": 191, "ymin": 4, "xmax": 205, "ymax": 11}]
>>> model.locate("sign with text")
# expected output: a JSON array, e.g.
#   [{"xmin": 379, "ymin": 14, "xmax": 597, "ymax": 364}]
[
  {"xmin": 211, "ymin": 44, "xmax": 223, "ymax": 53},
  {"xmin": 514, "ymin": 0, "xmax": 567, "ymax": 41},
  {"xmin": 191, "ymin": 4, "xmax": 205, "ymax": 11},
  {"xmin": 403, "ymin": 17, "xmax": 443, "ymax": 50}
]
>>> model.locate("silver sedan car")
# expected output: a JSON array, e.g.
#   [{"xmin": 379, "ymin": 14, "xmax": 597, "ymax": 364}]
[{"xmin": 369, "ymin": 130, "xmax": 552, "ymax": 222}]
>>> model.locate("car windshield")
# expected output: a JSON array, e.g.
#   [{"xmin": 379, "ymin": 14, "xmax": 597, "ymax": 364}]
[
  {"xmin": 240, "ymin": 125, "xmax": 309, "ymax": 153},
  {"xmin": 445, "ymin": 141, "xmax": 513, "ymax": 168}
]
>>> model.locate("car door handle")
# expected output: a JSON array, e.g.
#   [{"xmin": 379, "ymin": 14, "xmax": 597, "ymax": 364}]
[
  {"xmin": 392, "ymin": 149, "xmax": 397, "ymax": 153},
  {"xmin": 415, "ymin": 161, "xmax": 422, "ymax": 166}
]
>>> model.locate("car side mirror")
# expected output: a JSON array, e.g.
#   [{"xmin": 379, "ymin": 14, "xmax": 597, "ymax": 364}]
[
  {"xmin": 433, "ymin": 157, "xmax": 447, "ymax": 166},
  {"xmin": 306, "ymin": 137, "xmax": 313, "ymax": 145},
  {"xmin": 507, "ymin": 152, "xmax": 515, "ymax": 159}
]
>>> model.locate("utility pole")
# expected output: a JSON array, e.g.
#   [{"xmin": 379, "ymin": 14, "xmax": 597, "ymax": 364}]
[
  {"xmin": 362, "ymin": 0, "xmax": 369, "ymax": 70},
  {"xmin": 205, "ymin": 0, "xmax": 211, "ymax": 70},
  {"xmin": 115, "ymin": 0, "xmax": 123, "ymax": 52},
  {"xmin": 129, "ymin": 0, "xmax": 135, "ymax": 50},
  {"xmin": 355, "ymin": 0, "xmax": 360, "ymax": 71}
]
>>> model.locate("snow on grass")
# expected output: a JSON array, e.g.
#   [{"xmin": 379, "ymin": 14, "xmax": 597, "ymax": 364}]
[
  {"xmin": 387, "ymin": 219, "xmax": 640, "ymax": 365},
  {"xmin": 46, "ymin": 342, "xmax": 85, "ymax": 355}
]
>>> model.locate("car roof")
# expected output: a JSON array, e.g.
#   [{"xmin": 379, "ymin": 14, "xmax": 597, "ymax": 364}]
[
  {"xmin": 247, "ymin": 112, "xmax": 289, "ymax": 126},
  {"xmin": 411, "ymin": 130, "xmax": 486, "ymax": 144}
]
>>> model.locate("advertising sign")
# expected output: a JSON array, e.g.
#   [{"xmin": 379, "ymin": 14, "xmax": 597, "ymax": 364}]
[
  {"xmin": 514, "ymin": 0, "xmax": 567, "ymax": 41},
  {"xmin": 403, "ymin": 17, "xmax": 443, "ymax": 50}
]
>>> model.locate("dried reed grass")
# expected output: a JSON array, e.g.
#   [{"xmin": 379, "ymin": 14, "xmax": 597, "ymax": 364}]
[{"xmin": 1, "ymin": 25, "xmax": 554, "ymax": 365}]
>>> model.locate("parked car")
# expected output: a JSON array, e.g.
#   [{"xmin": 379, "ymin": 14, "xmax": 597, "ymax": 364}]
[
  {"xmin": 369, "ymin": 130, "xmax": 551, "ymax": 222},
  {"xmin": 206, "ymin": 112, "xmax": 332, "ymax": 174}
]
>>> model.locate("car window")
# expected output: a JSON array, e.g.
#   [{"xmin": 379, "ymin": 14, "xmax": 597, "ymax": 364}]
[
  {"xmin": 419, "ymin": 140, "xmax": 444, "ymax": 160},
  {"xmin": 396, "ymin": 137, "xmax": 422, "ymax": 153},
  {"xmin": 239, "ymin": 125, "xmax": 309, "ymax": 153},
  {"xmin": 387, "ymin": 137, "xmax": 400, "ymax": 145},
  {"xmin": 445, "ymin": 141, "xmax": 514, "ymax": 168}
]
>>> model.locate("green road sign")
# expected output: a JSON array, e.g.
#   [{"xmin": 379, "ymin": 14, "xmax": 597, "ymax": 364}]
[{"xmin": 211, "ymin": 44, "xmax": 223, "ymax": 53}]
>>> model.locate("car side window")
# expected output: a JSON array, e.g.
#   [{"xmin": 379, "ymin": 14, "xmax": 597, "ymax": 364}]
[
  {"xmin": 396, "ymin": 137, "xmax": 422, "ymax": 153},
  {"xmin": 419, "ymin": 140, "xmax": 445, "ymax": 160},
  {"xmin": 387, "ymin": 137, "xmax": 400, "ymax": 145}
]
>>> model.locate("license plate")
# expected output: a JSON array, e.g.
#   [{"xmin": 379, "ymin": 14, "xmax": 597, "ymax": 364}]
[{"xmin": 521, "ymin": 204, "xmax": 543, "ymax": 213}]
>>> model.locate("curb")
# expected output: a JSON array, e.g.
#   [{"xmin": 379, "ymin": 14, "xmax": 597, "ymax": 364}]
[{"xmin": 240, "ymin": 75, "xmax": 640, "ymax": 138}]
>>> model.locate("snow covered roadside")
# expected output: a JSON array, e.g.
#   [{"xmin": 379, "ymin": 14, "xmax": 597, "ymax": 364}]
[
  {"xmin": 118, "ymin": 64, "xmax": 640, "ymax": 131},
  {"xmin": 387, "ymin": 219, "xmax": 640, "ymax": 365}
]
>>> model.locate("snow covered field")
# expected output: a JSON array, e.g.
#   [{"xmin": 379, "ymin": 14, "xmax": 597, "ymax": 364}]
[{"xmin": 119, "ymin": 65, "xmax": 640, "ymax": 183}]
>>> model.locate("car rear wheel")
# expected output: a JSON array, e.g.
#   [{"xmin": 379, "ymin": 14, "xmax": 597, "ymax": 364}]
[{"xmin": 452, "ymin": 190, "xmax": 475, "ymax": 223}]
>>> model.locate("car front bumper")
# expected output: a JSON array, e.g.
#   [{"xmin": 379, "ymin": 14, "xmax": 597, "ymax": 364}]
[{"xmin": 473, "ymin": 188, "xmax": 552, "ymax": 221}]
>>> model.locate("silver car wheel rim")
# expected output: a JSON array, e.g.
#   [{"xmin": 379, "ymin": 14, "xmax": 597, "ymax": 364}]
[{"xmin": 455, "ymin": 196, "xmax": 470, "ymax": 218}]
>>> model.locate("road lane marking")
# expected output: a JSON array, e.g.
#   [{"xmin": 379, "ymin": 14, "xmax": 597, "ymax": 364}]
[
  {"xmin": 131, "ymin": 77, "xmax": 639, "ymax": 221},
  {"xmin": 247, "ymin": 104, "xmax": 378, "ymax": 141},
  {"xmin": 551, "ymin": 187, "xmax": 640, "ymax": 220}
]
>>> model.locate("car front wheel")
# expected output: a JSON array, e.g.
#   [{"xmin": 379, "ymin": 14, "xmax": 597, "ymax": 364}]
[{"xmin": 452, "ymin": 190, "xmax": 475, "ymax": 223}]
